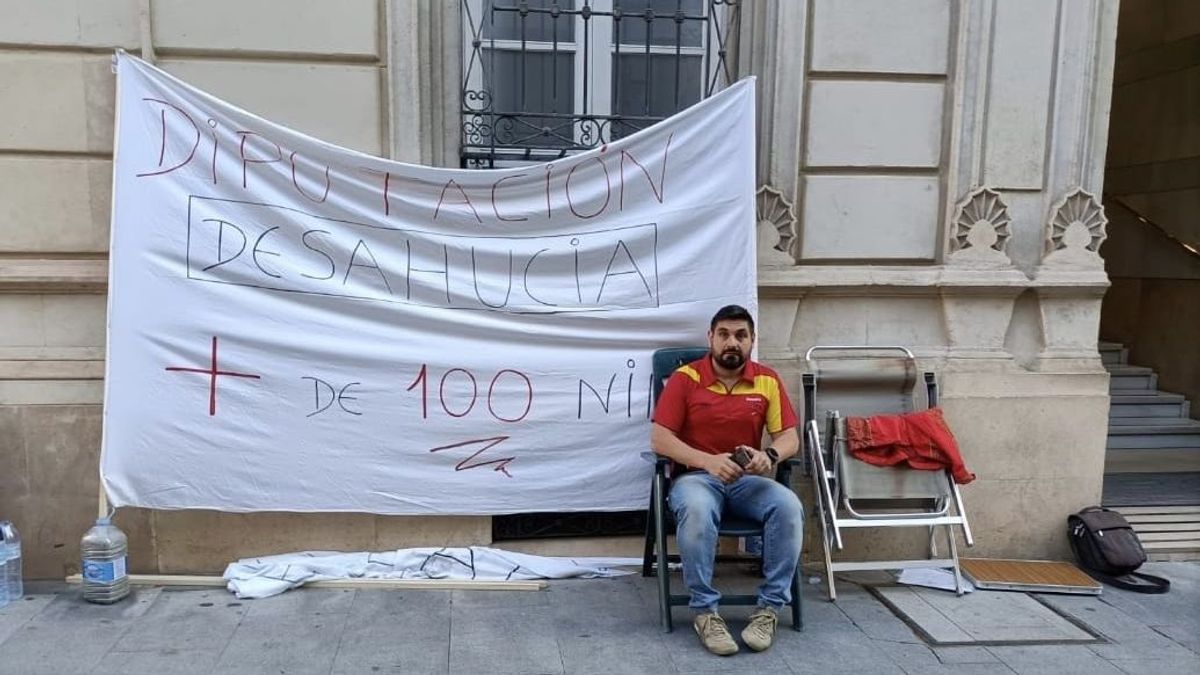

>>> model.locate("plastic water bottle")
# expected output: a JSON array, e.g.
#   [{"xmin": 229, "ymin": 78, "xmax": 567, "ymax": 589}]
[
  {"xmin": 0, "ymin": 520, "xmax": 22, "ymax": 607},
  {"xmin": 81, "ymin": 516, "xmax": 129, "ymax": 604}
]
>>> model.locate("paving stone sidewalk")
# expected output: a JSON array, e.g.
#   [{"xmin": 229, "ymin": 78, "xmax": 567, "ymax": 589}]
[{"xmin": 0, "ymin": 562, "xmax": 1195, "ymax": 674}]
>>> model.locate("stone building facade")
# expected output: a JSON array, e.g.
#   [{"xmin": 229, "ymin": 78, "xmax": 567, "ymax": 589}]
[{"xmin": 1, "ymin": 0, "xmax": 1125, "ymax": 577}]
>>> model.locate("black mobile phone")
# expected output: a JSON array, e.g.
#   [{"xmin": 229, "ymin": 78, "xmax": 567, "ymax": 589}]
[{"xmin": 731, "ymin": 448, "xmax": 752, "ymax": 468}]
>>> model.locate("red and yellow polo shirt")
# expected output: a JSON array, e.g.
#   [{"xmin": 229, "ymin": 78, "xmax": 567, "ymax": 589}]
[{"xmin": 653, "ymin": 356, "xmax": 797, "ymax": 462}]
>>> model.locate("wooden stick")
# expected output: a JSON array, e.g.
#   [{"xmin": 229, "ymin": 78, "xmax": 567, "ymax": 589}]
[
  {"xmin": 65, "ymin": 573, "xmax": 547, "ymax": 591},
  {"xmin": 68, "ymin": 573, "xmax": 224, "ymax": 587},
  {"xmin": 310, "ymin": 578, "xmax": 545, "ymax": 591},
  {"xmin": 97, "ymin": 484, "xmax": 108, "ymax": 519}
]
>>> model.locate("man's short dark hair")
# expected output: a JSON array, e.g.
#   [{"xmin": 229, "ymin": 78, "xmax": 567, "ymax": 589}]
[{"xmin": 709, "ymin": 304, "xmax": 755, "ymax": 334}]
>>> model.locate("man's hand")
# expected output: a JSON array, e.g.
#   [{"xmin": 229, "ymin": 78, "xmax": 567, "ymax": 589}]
[
  {"xmin": 740, "ymin": 445, "xmax": 774, "ymax": 476},
  {"xmin": 704, "ymin": 453, "xmax": 745, "ymax": 484}
]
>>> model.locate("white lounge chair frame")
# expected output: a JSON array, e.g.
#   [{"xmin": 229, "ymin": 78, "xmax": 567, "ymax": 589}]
[{"xmin": 803, "ymin": 346, "xmax": 974, "ymax": 601}]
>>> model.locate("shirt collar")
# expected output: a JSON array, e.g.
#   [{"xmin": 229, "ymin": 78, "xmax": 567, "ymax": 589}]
[{"xmin": 696, "ymin": 354, "xmax": 758, "ymax": 387}]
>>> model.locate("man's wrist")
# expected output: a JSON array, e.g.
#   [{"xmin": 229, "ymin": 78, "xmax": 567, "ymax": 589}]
[{"xmin": 764, "ymin": 446, "xmax": 780, "ymax": 466}]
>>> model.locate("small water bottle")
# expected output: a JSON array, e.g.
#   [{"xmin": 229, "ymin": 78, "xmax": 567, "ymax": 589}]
[
  {"xmin": 81, "ymin": 516, "xmax": 129, "ymax": 604},
  {"xmin": 0, "ymin": 520, "xmax": 22, "ymax": 607}
]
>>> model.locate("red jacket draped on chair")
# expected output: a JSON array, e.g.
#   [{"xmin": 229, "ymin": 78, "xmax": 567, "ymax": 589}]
[{"xmin": 845, "ymin": 407, "xmax": 975, "ymax": 485}]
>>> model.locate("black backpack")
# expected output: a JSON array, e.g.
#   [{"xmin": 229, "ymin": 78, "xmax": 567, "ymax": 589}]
[{"xmin": 1068, "ymin": 506, "xmax": 1170, "ymax": 594}]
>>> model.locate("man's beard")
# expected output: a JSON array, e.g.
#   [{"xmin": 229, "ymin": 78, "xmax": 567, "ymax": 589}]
[{"xmin": 715, "ymin": 349, "xmax": 746, "ymax": 370}]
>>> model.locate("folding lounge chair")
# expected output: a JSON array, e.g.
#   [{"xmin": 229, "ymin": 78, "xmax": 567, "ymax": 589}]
[
  {"xmin": 641, "ymin": 347, "xmax": 803, "ymax": 632},
  {"xmin": 802, "ymin": 346, "xmax": 974, "ymax": 601}
]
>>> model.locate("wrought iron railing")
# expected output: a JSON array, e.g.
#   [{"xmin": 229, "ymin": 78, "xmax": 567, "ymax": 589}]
[{"xmin": 461, "ymin": 0, "xmax": 739, "ymax": 168}]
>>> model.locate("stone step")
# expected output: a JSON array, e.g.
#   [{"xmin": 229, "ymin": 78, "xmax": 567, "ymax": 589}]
[
  {"xmin": 1109, "ymin": 392, "xmax": 1191, "ymax": 418},
  {"xmin": 1108, "ymin": 419, "xmax": 1200, "ymax": 433},
  {"xmin": 1107, "ymin": 420, "xmax": 1200, "ymax": 447},
  {"xmin": 1098, "ymin": 341, "xmax": 1128, "ymax": 366},
  {"xmin": 1106, "ymin": 365, "xmax": 1158, "ymax": 391},
  {"xmin": 1113, "ymin": 505, "xmax": 1200, "ymax": 562},
  {"xmin": 1105, "ymin": 447, "xmax": 1200, "ymax": 474},
  {"xmin": 1105, "ymin": 363, "xmax": 1154, "ymax": 375},
  {"xmin": 1102, "ymin": 473, "xmax": 1200, "ymax": 507},
  {"xmin": 1109, "ymin": 416, "xmax": 1196, "ymax": 427}
]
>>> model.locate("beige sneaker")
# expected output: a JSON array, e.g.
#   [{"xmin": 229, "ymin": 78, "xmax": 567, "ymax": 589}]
[
  {"xmin": 741, "ymin": 606, "xmax": 779, "ymax": 652},
  {"xmin": 693, "ymin": 612, "xmax": 739, "ymax": 656}
]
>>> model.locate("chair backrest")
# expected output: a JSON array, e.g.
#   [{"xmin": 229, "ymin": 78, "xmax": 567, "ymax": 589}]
[
  {"xmin": 810, "ymin": 354, "xmax": 917, "ymax": 419},
  {"xmin": 806, "ymin": 347, "xmax": 948, "ymax": 501},
  {"xmin": 651, "ymin": 347, "xmax": 709, "ymax": 405}
]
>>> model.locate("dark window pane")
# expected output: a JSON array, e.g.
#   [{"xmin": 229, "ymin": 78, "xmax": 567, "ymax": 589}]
[
  {"xmin": 485, "ymin": 48, "xmax": 576, "ymax": 147},
  {"xmin": 483, "ymin": 0, "xmax": 576, "ymax": 42},
  {"xmin": 613, "ymin": 0, "xmax": 703, "ymax": 48},
  {"xmin": 613, "ymin": 53, "xmax": 702, "ymax": 119},
  {"xmin": 486, "ymin": 49, "xmax": 574, "ymax": 113}
]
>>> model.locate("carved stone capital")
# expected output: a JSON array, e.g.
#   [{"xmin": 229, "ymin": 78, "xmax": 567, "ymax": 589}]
[
  {"xmin": 756, "ymin": 184, "xmax": 796, "ymax": 265},
  {"xmin": 948, "ymin": 188, "xmax": 1013, "ymax": 268},
  {"xmin": 1042, "ymin": 188, "xmax": 1107, "ymax": 268}
]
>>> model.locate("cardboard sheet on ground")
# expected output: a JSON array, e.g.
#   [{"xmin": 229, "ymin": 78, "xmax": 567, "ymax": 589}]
[
  {"xmin": 101, "ymin": 53, "xmax": 758, "ymax": 514},
  {"xmin": 223, "ymin": 547, "xmax": 643, "ymax": 599}
]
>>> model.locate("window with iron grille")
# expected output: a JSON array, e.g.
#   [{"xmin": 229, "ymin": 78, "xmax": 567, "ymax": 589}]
[{"xmin": 461, "ymin": 0, "xmax": 740, "ymax": 168}]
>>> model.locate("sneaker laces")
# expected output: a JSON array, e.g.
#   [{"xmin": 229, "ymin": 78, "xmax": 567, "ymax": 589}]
[
  {"xmin": 746, "ymin": 609, "xmax": 777, "ymax": 640},
  {"xmin": 700, "ymin": 613, "xmax": 731, "ymax": 639}
]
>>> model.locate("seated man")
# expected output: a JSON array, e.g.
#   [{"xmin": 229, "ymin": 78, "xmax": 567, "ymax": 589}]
[{"xmin": 651, "ymin": 304, "xmax": 803, "ymax": 656}]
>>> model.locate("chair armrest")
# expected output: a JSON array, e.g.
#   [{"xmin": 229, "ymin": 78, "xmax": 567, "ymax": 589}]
[
  {"xmin": 775, "ymin": 457, "xmax": 801, "ymax": 484},
  {"xmin": 640, "ymin": 451, "xmax": 671, "ymax": 476}
]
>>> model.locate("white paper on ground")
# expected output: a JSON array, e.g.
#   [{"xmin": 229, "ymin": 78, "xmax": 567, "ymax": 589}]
[
  {"xmin": 896, "ymin": 567, "xmax": 976, "ymax": 593},
  {"xmin": 223, "ymin": 546, "xmax": 644, "ymax": 599}
]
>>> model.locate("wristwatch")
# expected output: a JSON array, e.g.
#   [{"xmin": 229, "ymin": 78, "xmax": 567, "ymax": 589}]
[{"xmin": 764, "ymin": 446, "xmax": 780, "ymax": 467}]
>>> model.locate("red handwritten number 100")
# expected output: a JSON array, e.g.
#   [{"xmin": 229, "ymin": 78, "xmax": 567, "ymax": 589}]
[{"xmin": 406, "ymin": 365, "xmax": 533, "ymax": 422}]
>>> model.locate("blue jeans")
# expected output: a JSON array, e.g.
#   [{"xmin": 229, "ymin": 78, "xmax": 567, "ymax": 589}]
[{"xmin": 669, "ymin": 471, "xmax": 804, "ymax": 612}]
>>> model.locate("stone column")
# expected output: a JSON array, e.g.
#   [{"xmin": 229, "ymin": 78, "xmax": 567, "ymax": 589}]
[
  {"xmin": 1034, "ymin": 188, "xmax": 1111, "ymax": 366},
  {"xmin": 387, "ymin": 0, "xmax": 462, "ymax": 166},
  {"xmin": 737, "ymin": 1, "xmax": 808, "ymax": 362},
  {"xmin": 941, "ymin": 188, "xmax": 1027, "ymax": 360}
]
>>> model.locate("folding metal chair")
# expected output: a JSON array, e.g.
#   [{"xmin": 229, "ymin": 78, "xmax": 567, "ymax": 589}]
[
  {"xmin": 802, "ymin": 346, "xmax": 974, "ymax": 601},
  {"xmin": 641, "ymin": 347, "xmax": 803, "ymax": 632}
]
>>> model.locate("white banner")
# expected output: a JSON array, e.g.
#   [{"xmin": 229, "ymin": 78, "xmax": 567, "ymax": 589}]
[{"xmin": 101, "ymin": 52, "xmax": 758, "ymax": 514}]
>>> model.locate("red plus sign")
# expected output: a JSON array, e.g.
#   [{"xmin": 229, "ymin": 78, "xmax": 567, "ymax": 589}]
[{"xmin": 165, "ymin": 336, "xmax": 261, "ymax": 416}]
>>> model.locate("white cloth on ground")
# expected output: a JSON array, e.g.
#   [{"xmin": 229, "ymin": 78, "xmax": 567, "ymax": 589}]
[{"xmin": 223, "ymin": 546, "xmax": 643, "ymax": 599}]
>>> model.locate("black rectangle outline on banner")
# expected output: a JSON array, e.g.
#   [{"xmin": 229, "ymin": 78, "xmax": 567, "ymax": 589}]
[{"xmin": 183, "ymin": 195, "xmax": 660, "ymax": 314}]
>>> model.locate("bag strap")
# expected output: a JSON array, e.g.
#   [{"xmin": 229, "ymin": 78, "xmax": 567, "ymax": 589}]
[{"xmin": 1086, "ymin": 570, "xmax": 1171, "ymax": 594}]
